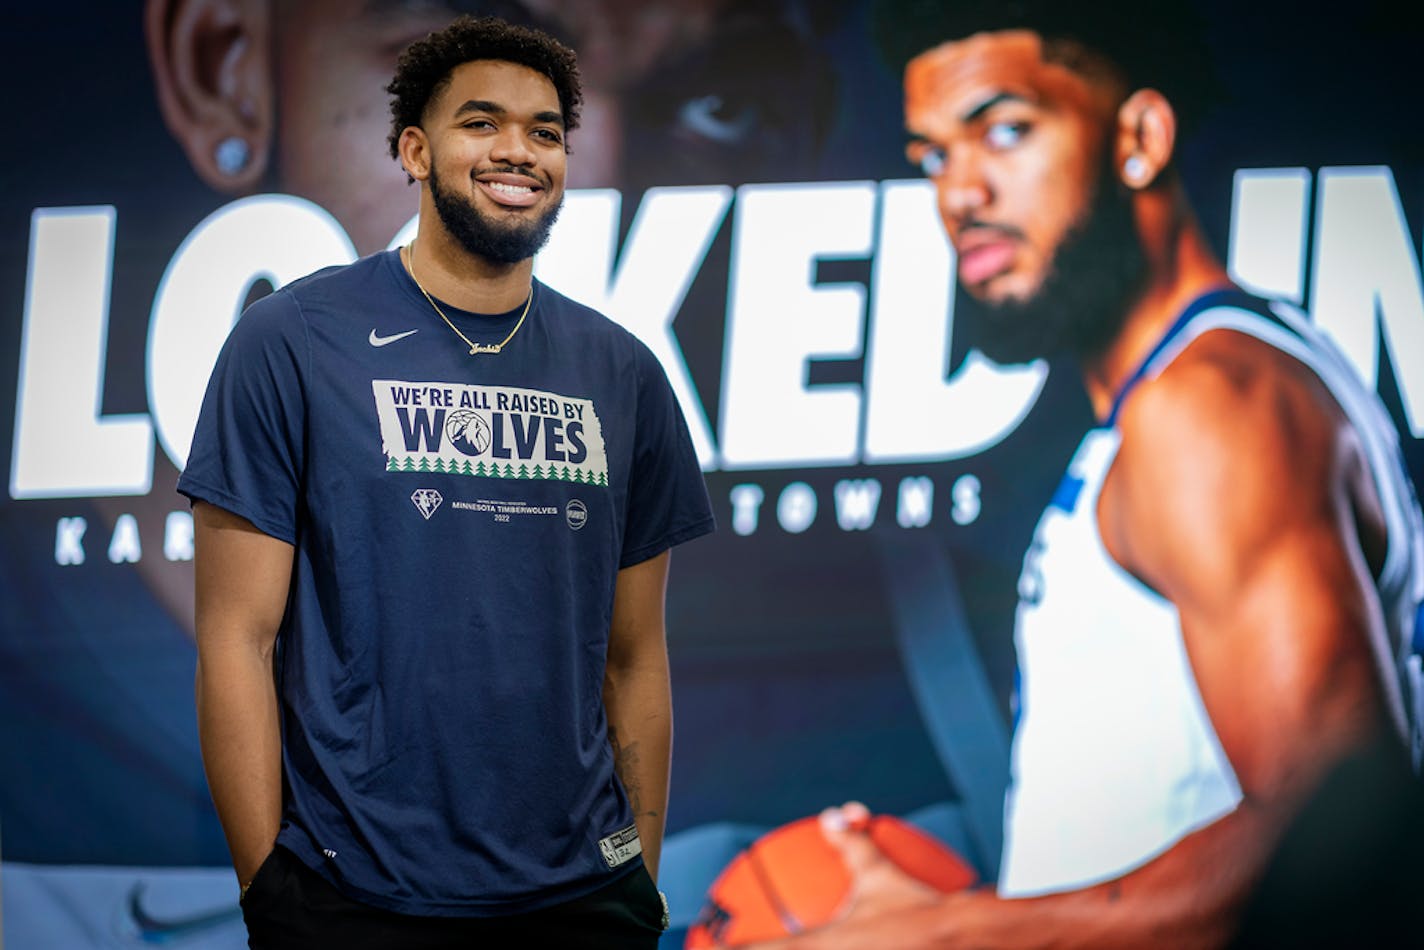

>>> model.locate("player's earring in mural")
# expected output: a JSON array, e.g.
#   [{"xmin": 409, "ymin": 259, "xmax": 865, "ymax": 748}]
[
  {"xmin": 214, "ymin": 137, "xmax": 250, "ymax": 177},
  {"xmin": 1123, "ymin": 154, "xmax": 1148, "ymax": 186}
]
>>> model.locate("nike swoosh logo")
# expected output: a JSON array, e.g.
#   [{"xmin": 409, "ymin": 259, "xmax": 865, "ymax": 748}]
[
  {"xmin": 126, "ymin": 881, "xmax": 242, "ymax": 941},
  {"xmin": 369, "ymin": 328, "xmax": 419, "ymax": 347}
]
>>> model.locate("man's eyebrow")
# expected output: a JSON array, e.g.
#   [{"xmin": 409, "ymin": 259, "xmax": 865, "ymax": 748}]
[
  {"xmin": 454, "ymin": 99, "xmax": 506, "ymax": 119},
  {"xmin": 960, "ymin": 91, "xmax": 1030, "ymax": 124},
  {"xmin": 452, "ymin": 100, "xmax": 565, "ymax": 128}
]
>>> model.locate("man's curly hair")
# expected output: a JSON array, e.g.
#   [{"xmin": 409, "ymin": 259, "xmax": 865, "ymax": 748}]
[{"xmin": 386, "ymin": 15, "xmax": 583, "ymax": 164}]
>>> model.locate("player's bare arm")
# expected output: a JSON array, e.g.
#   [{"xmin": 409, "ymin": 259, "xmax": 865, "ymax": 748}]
[
  {"xmin": 604, "ymin": 549, "xmax": 674, "ymax": 882},
  {"xmin": 193, "ymin": 501, "xmax": 293, "ymax": 889},
  {"xmin": 751, "ymin": 329, "xmax": 1399, "ymax": 949},
  {"xmin": 1106, "ymin": 325, "xmax": 1399, "ymax": 771},
  {"xmin": 1029, "ymin": 326, "xmax": 1396, "ymax": 943}
]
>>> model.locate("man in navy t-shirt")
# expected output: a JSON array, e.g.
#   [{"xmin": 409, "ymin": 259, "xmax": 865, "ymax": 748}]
[{"xmin": 178, "ymin": 15, "xmax": 713, "ymax": 948}]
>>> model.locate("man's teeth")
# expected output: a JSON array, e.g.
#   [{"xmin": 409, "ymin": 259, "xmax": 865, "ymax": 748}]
[{"xmin": 489, "ymin": 182, "xmax": 533, "ymax": 195}]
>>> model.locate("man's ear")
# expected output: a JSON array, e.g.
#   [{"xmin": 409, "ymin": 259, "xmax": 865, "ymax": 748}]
[
  {"xmin": 145, "ymin": 0, "xmax": 274, "ymax": 193},
  {"xmin": 1113, "ymin": 89, "xmax": 1177, "ymax": 191},
  {"xmin": 398, "ymin": 125, "xmax": 432, "ymax": 185}
]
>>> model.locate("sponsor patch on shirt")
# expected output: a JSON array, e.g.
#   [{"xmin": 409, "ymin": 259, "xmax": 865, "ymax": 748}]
[{"xmin": 598, "ymin": 823, "xmax": 642, "ymax": 869}]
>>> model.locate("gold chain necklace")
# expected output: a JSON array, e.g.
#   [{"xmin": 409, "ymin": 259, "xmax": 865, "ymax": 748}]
[{"xmin": 404, "ymin": 242, "xmax": 532, "ymax": 355}]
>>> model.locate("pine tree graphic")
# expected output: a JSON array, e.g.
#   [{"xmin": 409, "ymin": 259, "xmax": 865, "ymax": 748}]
[
  {"xmin": 386, "ymin": 457, "xmax": 398, "ymax": 471},
  {"xmin": 517, "ymin": 462, "xmax": 530, "ymax": 479},
  {"xmin": 597, "ymin": 472, "xmax": 608, "ymax": 486},
  {"xmin": 462, "ymin": 460, "xmax": 474, "ymax": 476},
  {"xmin": 401, "ymin": 457, "xmax": 417, "ymax": 472},
  {"xmin": 559, "ymin": 465, "xmax": 571, "ymax": 481},
  {"xmin": 418, "ymin": 457, "xmax": 431, "ymax": 472},
  {"xmin": 502, "ymin": 463, "xmax": 515, "ymax": 478},
  {"xmin": 431, "ymin": 458, "xmax": 446, "ymax": 473},
  {"xmin": 531, "ymin": 463, "xmax": 545, "ymax": 479},
  {"xmin": 475, "ymin": 461, "xmax": 488, "ymax": 477}
]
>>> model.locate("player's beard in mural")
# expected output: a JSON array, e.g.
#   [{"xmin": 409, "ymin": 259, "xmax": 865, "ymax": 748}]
[
  {"xmin": 429, "ymin": 163, "xmax": 563, "ymax": 265},
  {"xmin": 968, "ymin": 165, "xmax": 1147, "ymax": 366}
]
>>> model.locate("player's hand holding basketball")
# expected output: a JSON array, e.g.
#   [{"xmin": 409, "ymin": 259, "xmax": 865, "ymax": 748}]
[
  {"xmin": 815, "ymin": 802, "xmax": 943, "ymax": 921},
  {"xmin": 689, "ymin": 801, "xmax": 978, "ymax": 949}
]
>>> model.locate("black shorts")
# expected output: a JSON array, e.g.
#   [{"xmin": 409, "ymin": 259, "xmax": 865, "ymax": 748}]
[{"xmin": 240, "ymin": 845, "xmax": 665, "ymax": 949}]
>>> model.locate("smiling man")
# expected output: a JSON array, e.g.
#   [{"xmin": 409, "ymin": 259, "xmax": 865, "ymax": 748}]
[
  {"xmin": 753, "ymin": 2, "xmax": 1424, "ymax": 946},
  {"xmin": 177, "ymin": 16, "xmax": 713, "ymax": 948}
]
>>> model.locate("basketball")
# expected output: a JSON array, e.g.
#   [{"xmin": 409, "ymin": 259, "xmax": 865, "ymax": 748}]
[{"xmin": 684, "ymin": 812, "xmax": 977, "ymax": 947}]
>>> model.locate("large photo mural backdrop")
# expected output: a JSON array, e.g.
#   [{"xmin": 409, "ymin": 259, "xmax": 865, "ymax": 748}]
[{"xmin": 2, "ymin": 1, "xmax": 1420, "ymax": 946}]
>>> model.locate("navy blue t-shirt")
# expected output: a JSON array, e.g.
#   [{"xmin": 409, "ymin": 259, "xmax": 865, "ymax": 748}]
[{"xmin": 178, "ymin": 250, "xmax": 713, "ymax": 915}]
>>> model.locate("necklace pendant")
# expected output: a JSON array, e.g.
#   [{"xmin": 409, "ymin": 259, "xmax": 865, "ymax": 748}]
[{"xmin": 469, "ymin": 342, "xmax": 501, "ymax": 355}]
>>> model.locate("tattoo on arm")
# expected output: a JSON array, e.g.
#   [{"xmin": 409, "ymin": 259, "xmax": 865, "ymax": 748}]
[{"xmin": 609, "ymin": 727, "xmax": 658, "ymax": 818}]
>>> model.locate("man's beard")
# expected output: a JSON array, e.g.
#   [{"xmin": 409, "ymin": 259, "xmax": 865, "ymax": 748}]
[
  {"xmin": 964, "ymin": 167, "xmax": 1147, "ymax": 365},
  {"xmin": 429, "ymin": 165, "xmax": 562, "ymax": 266}
]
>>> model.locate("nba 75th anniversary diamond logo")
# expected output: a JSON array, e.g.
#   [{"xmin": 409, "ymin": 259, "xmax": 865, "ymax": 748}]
[{"xmin": 411, "ymin": 488, "xmax": 443, "ymax": 519}]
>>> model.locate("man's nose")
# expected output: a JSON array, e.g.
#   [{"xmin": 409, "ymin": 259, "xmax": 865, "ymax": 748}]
[
  {"xmin": 489, "ymin": 127, "xmax": 536, "ymax": 166},
  {"xmin": 937, "ymin": 155, "xmax": 990, "ymax": 221}
]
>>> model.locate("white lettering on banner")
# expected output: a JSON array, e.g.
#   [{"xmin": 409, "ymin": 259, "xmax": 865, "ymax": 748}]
[
  {"xmin": 834, "ymin": 478, "xmax": 883, "ymax": 530},
  {"xmin": 1228, "ymin": 167, "xmax": 1424, "ymax": 436},
  {"xmin": 535, "ymin": 187, "xmax": 730, "ymax": 469},
  {"xmin": 733, "ymin": 474, "xmax": 981, "ymax": 536},
  {"xmin": 1310, "ymin": 168, "xmax": 1424, "ymax": 437},
  {"xmin": 864, "ymin": 181, "xmax": 1047, "ymax": 462},
  {"xmin": 777, "ymin": 482, "xmax": 818, "ymax": 534},
  {"xmin": 108, "ymin": 513, "xmax": 141, "ymax": 564},
  {"xmin": 728, "ymin": 484, "xmax": 765, "ymax": 537},
  {"xmin": 164, "ymin": 510, "xmax": 195, "ymax": 562},
  {"xmin": 55, "ymin": 517, "xmax": 87, "ymax": 565},
  {"xmin": 950, "ymin": 474, "xmax": 982, "ymax": 525},
  {"xmin": 897, "ymin": 476, "xmax": 935, "ymax": 529},
  {"xmin": 11, "ymin": 208, "xmax": 154, "ymax": 498},
  {"xmin": 721, "ymin": 182, "xmax": 875, "ymax": 468},
  {"xmin": 10, "ymin": 169, "xmax": 1424, "ymax": 503},
  {"xmin": 1229, "ymin": 168, "xmax": 1311, "ymax": 304},
  {"xmin": 148, "ymin": 196, "xmax": 356, "ymax": 469},
  {"xmin": 52, "ymin": 510, "xmax": 198, "ymax": 565}
]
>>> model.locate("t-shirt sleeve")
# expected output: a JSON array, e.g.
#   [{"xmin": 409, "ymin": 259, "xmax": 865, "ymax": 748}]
[
  {"xmin": 619, "ymin": 340, "xmax": 715, "ymax": 567},
  {"xmin": 176, "ymin": 290, "xmax": 309, "ymax": 544}
]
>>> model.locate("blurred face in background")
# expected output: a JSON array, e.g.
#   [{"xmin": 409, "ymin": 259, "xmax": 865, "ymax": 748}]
[
  {"xmin": 903, "ymin": 30, "xmax": 1145, "ymax": 362},
  {"xmin": 152, "ymin": 0, "xmax": 837, "ymax": 254},
  {"xmin": 904, "ymin": 30, "xmax": 1117, "ymax": 306}
]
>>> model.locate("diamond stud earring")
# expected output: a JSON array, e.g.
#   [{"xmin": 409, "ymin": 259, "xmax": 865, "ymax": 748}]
[{"xmin": 215, "ymin": 137, "xmax": 250, "ymax": 176}]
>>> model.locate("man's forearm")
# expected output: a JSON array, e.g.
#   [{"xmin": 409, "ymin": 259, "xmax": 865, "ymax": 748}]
[
  {"xmin": 775, "ymin": 797, "xmax": 1287, "ymax": 950},
  {"xmin": 604, "ymin": 659, "xmax": 672, "ymax": 881},
  {"xmin": 196, "ymin": 638, "xmax": 284, "ymax": 886}
]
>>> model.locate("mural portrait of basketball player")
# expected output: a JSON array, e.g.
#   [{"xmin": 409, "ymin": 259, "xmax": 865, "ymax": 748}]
[
  {"xmin": 742, "ymin": 1, "xmax": 1424, "ymax": 946},
  {"xmin": 9, "ymin": 1, "xmax": 1424, "ymax": 945},
  {"xmin": 145, "ymin": 0, "xmax": 840, "ymax": 255}
]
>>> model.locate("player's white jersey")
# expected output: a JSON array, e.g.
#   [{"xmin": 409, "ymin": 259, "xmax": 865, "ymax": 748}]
[{"xmin": 998, "ymin": 292, "xmax": 1424, "ymax": 898}]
